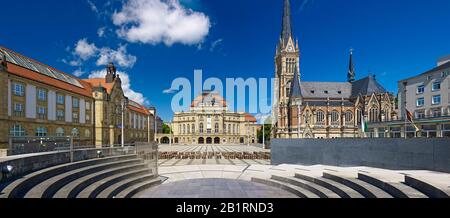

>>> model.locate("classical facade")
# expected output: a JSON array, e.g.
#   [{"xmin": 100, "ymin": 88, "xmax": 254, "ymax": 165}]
[
  {"xmin": 171, "ymin": 91, "xmax": 258, "ymax": 145},
  {"xmin": 273, "ymin": 0, "xmax": 397, "ymax": 139},
  {"xmin": 0, "ymin": 46, "xmax": 155, "ymax": 149}
]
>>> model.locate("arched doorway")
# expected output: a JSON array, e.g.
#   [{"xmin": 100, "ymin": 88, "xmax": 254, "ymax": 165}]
[
  {"xmin": 240, "ymin": 137, "xmax": 245, "ymax": 144},
  {"xmin": 174, "ymin": 138, "xmax": 179, "ymax": 144},
  {"xmin": 199, "ymin": 137, "xmax": 205, "ymax": 144},
  {"xmin": 214, "ymin": 137, "xmax": 221, "ymax": 144},
  {"xmin": 206, "ymin": 137, "xmax": 213, "ymax": 144},
  {"xmin": 161, "ymin": 137, "xmax": 170, "ymax": 144}
]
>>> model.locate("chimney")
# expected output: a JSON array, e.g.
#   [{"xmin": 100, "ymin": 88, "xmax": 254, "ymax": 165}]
[{"xmin": 437, "ymin": 55, "xmax": 450, "ymax": 66}]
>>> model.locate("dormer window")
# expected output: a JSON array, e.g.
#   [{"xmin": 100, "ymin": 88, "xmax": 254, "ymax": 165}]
[
  {"xmin": 338, "ymin": 91, "xmax": 342, "ymax": 94},
  {"xmin": 324, "ymin": 91, "xmax": 329, "ymax": 94},
  {"xmin": 310, "ymin": 90, "xmax": 315, "ymax": 94}
]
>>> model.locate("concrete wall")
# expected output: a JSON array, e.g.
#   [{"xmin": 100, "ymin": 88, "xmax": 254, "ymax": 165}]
[
  {"xmin": 271, "ymin": 138, "xmax": 450, "ymax": 173},
  {"xmin": 0, "ymin": 147, "xmax": 135, "ymax": 182}
]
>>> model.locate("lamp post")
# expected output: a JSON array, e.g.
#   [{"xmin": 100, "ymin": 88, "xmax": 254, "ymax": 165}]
[{"xmin": 121, "ymin": 98, "xmax": 128, "ymax": 147}]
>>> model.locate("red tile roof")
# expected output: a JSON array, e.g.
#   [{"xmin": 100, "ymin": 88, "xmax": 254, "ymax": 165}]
[{"xmin": 244, "ymin": 113, "xmax": 257, "ymax": 123}]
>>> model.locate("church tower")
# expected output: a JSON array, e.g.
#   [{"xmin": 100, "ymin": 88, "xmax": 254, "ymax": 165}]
[{"xmin": 273, "ymin": 0, "xmax": 301, "ymax": 138}]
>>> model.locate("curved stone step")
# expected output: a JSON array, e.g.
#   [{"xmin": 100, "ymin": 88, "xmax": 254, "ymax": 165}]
[
  {"xmin": 98, "ymin": 174, "xmax": 158, "ymax": 198},
  {"xmin": 294, "ymin": 173, "xmax": 364, "ymax": 198},
  {"xmin": 1, "ymin": 155, "xmax": 137, "ymax": 198},
  {"xmin": 25, "ymin": 159, "xmax": 143, "ymax": 198},
  {"xmin": 77, "ymin": 168, "xmax": 152, "ymax": 198},
  {"xmin": 323, "ymin": 172, "xmax": 393, "ymax": 198},
  {"xmin": 357, "ymin": 173, "xmax": 428, "ymax": 198},
  {"xmin": 54, "ymin": 164, "xmax": 147, "ymax": 198},
  {"xmin": 271, "ymin": 175, "xmax": 340, "ymax": 198},
  {"xmin": 251, "ymin": 178, "xmax": 319, "ymax": 198},
  {"xmin": 113, "ymin": 178, "xmax": 162, "ymax": 198},
  {"xmin": 404, "ymin": 175, "xmax": 450, "ymax": 198}
]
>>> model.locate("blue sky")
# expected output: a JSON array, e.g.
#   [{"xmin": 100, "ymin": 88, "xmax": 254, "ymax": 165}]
[{"xmin": 1, "ymin": 0, "xmax": 450, "ymax": 121}]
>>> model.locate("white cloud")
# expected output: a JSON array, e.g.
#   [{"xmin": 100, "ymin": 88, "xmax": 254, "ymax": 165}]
[
  {"xmin": 96, "ymin": 45, "xmax": 137, "ymax": 68},
  {"xmin": 87, "ymin": 0, "xmax": 99, "ymax": 13},
  {"xmin": 70, "ymin": 39, "xmax": 137, "ymax": 69},
  {"xmin": 73, "ymin": 69, "xmax": 86, "ymax": 77},
  {"xmin": 88, "ymin": 70, "xmax": 149, "ymax": 106},
  {"xmin": 74, "ymin": 38, "xmax": 98, "ymax": 61},
  {"xmin": 210, "ymin": 38, "xmax": 223, "ymax": 52},
  {"xmin": 112, "ymin": 0, "xmax": 211, "ymax": 46},
  {"xmin": 97, "ymin": 27, "xmax": 106, "ymax": 37}
]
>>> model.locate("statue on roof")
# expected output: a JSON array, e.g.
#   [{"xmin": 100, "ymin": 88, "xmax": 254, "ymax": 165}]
[{"xmin": 105, "ymin": 62, "xmax": 117, "ymax": 83}]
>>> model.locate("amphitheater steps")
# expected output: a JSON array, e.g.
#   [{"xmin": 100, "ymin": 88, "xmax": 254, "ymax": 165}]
[
  {"xmin": 24, "ymin": 159, "xmax": 143, "ymax": 198},
  {"xmin": 404, "ymin": 175, "xmax": 450, "ymax": 198},
  {"xmin": 271, "ymin": 175, "xmax": 340, "ymax": 198},
  {"xmin": 54, "ymin": 164, "xmax": 148, "ymax": 198},
  {"xmin": 251, "ymin": 177, "xmax": 320, "ymax": 198},
  {"xmin": 77, "ymin": 169, "xmax": 153, "ymax": 198},
  {"xmin": 323, "ymin": 172, "xmax": 393, "ymax": 198},
  {"xmin": 0, "ymin": 155, "xmax": 138, "ymax": 198},
  {"xmin": 113, "ymin": 177, "xmax": 162, "ymax": 198},
  {"xmin": 294, "ymin": 173, "xmax": 364, "ymax": 198},
  {"xmin": 357, "ymin": 173, "xmax": 428, "ymax": 198},
  {"xmin": 97, "ymin": 174, "xmax": 159, "ymax": 198}
]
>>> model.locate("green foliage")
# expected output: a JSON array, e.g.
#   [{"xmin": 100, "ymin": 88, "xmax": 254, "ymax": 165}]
[
  {"xmin": 257, "ymin": 124, "xmax": 272, "ymax": 144},
  {"xmin": 162, "ymin": 123, "xmax": 172, "ymax": 134}
]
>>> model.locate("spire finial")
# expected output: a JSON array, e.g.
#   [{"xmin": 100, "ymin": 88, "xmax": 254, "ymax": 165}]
[
  {"xmin": 280, "ymin": 0, "xmax": 293, "ymax": 47},
  {"xmin": 347, "ymin": 48, "xmax": 356, "ymax": 83}
]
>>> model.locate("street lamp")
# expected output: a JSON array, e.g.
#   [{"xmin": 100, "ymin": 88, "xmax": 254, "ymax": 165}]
[{"xmin": 121, "ymin": 98, "xmax": 128, "ymax": 147}]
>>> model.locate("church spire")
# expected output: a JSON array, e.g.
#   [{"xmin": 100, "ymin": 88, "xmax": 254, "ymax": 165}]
[
  {"xmin": 289, "ymin": 68, "xmax": 302, "ymax": 102},
  {"xmin": 347, "ymin": 49, "xmax": 356, "ymax": 82},
  {"xmin": 280, "ymin": 0, "xmax": 293, "ymax": 47}
]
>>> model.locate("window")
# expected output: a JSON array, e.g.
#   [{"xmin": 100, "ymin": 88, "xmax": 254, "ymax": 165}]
[
  {"xmin": 37, "ymin": 107, "xmax": 47, "ymax": 119},
  {"xmin": 199, "ymin": 123, "xmax": 204, "ymax": 133},
  {"xmin": 57, "ymin": 110, "xmax": 65, "ymax": 121},
  {"xmin": 215, "ymin": 123, "xmax": 219, "ymax": 133},
  {"xmin": 192, "ymin": 124, "xmax": 195, "ymax": 133},
  {"xmin": 86, "ymin": 114, "xmax": 90, "ymax": 122},
  {"xmin": 56, "ymin": 127, "xmax": 65, "ymax": 137},
  {"xmin": 73, "ymin": 98, "xmax": 79, "ymax": 108},
  {"xmin": 415, "ymin": 111, "xmax": 425, "ymax": 119},
  {"xmin": 369, "ymin": 108, "xmax": 379, "ymax": 122},
  {"xmin": 316, "ymin": 110, "xmax": 325, "ymax": 124},
  {"xmin": 432, "ymin": 82, "xmax": 441, "ymax": 91},
  {"xmin": 345, "ymin": 111, "xmax": 354, "ymax": 123},
  {"xmin": 35, "ymin": 127, "xmax": 48, "ymax": 137},
  {"xmin": 86, "ymin": 102, "xmax": 91, "ymax": 110},
  {"xmin": 14, "ymin": 103, "xmax": 24, "ymax": 117},
  {"xmin": 57, "ymin": 94, "xmax": 65, "ymax": 105},
  {"xmin": 85, "ymin": 129, "xmax": 91, "ymax": 138},
  {"xmin": 10, "ymin": 125, "xmax": 26, "ymax": 137},
  {"xmin": 331, "ymin": 111, "xmax": 340, "ymax": 125},
  {"xmin": 71, "ymin": 128, "xmax": 79, "ymax": 137},
  {"xmin": 187, "ymin": 124, "xmax": 190, "ymax": 134},
  {"xmin": 416, "ymin": 97, "xmax": 425, "ymax": 107},
  {"xmin": 432, "ymin": 95, "xmax": 441, "ymax": 105},
  {"xmin": 13, "ymin": 83, "xmax": 25, "ymax": 96},
  {"xmin": 417, "ymin": 85, "xmax": 425, "ymax": 94},
  {"xmin": 432, "ymin": 108, "xmax": 442, "ymax": 117},
  {"xmin": 73, "ymin": 112, "xmax": 79, "ymax": 123},
  {"xmin": 37, "ymin": 89, "xmax": 47, "ymax": 101}
]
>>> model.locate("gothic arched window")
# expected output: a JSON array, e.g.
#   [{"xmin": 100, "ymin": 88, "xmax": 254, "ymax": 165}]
[
  {"xmin": 345, "ymin": 111, "xmax": 354, "ymax": 123},
  {"xmin": 331, "ymin": 111, "xmax": 340, "ymax": 125},
  {"xmin": 369, "ymin": 108, "xmax": 379, "ymax": 122},
  {"xmin": 316, "ymin": 110, "xmax": 325, "ymax": 124}
]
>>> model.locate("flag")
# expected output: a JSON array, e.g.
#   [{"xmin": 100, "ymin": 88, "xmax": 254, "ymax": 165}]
[
  {"xmin": 406, "ymin": 109, "xmax": 420, "ymax": 132},
  {"xmin": 361, "ymin": 111, "xmax": 368, "ymax": 133}
]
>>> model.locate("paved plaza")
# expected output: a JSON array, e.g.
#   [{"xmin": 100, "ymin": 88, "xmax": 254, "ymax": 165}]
[
  {"xmin": 138, "ymin": 178, "xmax": 297, "ymax": 198},
  {"xmin": 158, "ymin": 145, "xmax": 271, "ymax": 166}
]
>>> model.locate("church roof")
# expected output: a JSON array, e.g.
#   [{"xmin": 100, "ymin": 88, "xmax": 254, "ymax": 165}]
[
  {"xmin": 84, "ymin": 78, "xmax": 115, "ymax": 94},
  {"xmin": 351, "ymin": 75, "xmax": 388, "ymax": 97},
  {"xmin": 300, "ymin": 82, "xmax": 352, "ymax": 99}
]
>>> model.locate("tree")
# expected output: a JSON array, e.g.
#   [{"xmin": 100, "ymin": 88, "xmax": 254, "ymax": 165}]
[
  {"xmin": 162, "ymin": 123, "xmax": 172, "ymax": 134},
  {"xmin": 257, "ymin": 124, "xmax": 272, "ymax": 144}
]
